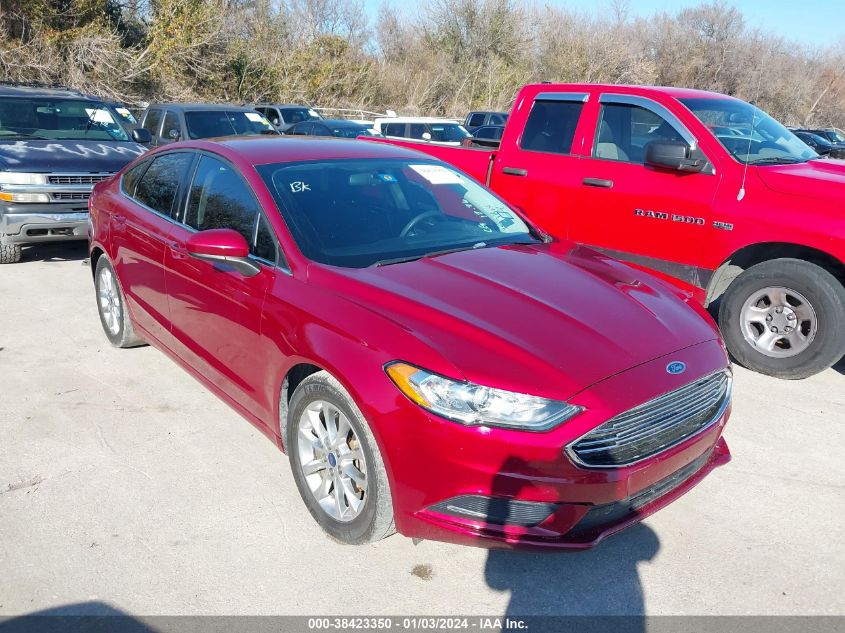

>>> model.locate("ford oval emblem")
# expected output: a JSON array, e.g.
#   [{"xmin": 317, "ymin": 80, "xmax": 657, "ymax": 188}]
[{"xmin": 666, "ymin": 361, "xmax": 687, "ymax": 375}]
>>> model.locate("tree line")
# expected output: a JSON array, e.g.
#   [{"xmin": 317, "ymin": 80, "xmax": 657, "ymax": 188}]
[{"xmin": 1, "ymin": 0, "xmax": 844, "ymax": 127}]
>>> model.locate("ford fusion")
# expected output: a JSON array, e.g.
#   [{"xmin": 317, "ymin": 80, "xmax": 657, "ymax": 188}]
[{"xmin": 88, "ymin": 137, "xmax": 732, "ymax": 548}]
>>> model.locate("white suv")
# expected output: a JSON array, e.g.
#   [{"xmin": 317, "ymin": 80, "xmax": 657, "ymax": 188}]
[{"xmin": 373, "ymin": 117, "xmax": 471, "ymax": 146}]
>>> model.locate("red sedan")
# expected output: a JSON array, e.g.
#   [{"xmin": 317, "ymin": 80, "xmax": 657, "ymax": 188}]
[{"xmin": 88, "ymin": 137, "xmax": 732, "ymax": 548}]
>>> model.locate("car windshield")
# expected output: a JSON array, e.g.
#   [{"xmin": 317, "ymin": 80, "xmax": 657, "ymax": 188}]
[
  {"xmin": 281, "ymin": 107, "xmax": 322, "ymax": 124},
  {"xmin": 258, "ymin": 158, "xmax": 538, "ymax": 268},
  {"xmin": 824, "ymin": 130, "xmax": 845, "ymax": 143},
  {"xmin": 0, "ymin": 98, "xmax": 131, "ymax": 142},
  {"xmin": 680, "ymin": 97, "xmax": 817, "ymax": 165},
  {"xmin": 430, "ymin": 123, "xmax": 471, "ymax": 142},
  {"xmin": 184, "ymin": 110, "xmax": 275, "ymax": 139}
]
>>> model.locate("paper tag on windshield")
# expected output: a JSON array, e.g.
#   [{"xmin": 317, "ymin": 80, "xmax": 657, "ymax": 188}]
[
  {"xmin": 85, "ymin": 108, "xmax": 116, "ymax": 124},
  {"xmin": 245, "ymin": 112, "xmax": 264, "ymax": 122},
  {"xmin": 409, "ymin": 164, "xmax": 463, "ymax": 185}
]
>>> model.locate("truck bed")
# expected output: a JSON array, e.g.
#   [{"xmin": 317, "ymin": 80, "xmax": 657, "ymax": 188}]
[{"xmin": 362, "ymin": 137, "xmax": 495, "ymax": 185}]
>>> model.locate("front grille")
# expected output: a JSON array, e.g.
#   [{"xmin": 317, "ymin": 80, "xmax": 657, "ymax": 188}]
[
  {"xmin": 47, "ymin": 174, "xmax": 111, "ymax": 185},
  {"xmin": 52, "ymin": 192, "xmax": 90, "ymax": 201},
  {"xmin": 428, "ymin": 495, "xmax": 558, "ymax": 527},
  {"xmin": 567, "ymin": 370, "xmax": 731, "ymax": 468},
  {"xmin": 568, "ymin": 449, "xmax": 712, "ymax": 539}
]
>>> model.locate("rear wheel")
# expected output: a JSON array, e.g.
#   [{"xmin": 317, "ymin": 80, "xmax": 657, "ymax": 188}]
[
  {"xmin": 94, "ymin": 256, "xmax": 145, "ymax": 348},
  {"xmin": 287, "ymin": 371, "xmax": 394, "ymax": 544},
  {"xmin": 0, "ymin": 243, "xmax": 22, "ymax": 264},
  {"xmin": 719, "ymin": 258, "xmax": 845, "ymax": 379}
]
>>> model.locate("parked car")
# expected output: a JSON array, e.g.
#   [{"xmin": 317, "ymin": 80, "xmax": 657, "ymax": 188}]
[
  {"xmin": 88, "ymin": 136, "xmax": 731, "ymax": 549},
  {"xmin": 369, "ymin": 83, "xmax": 845, "ymax": 379},
  {"xmin": 461, "ymin": 124, "xmax": 505, "ymax": 148},
  {"xmin": 254, "ymin": 103, "xmax": 322, "ymax": 132},
  {"xmin": 285, "ymin": 119, "xmax": 380, "ymax": 138},
  {"xmin": 373, "ymin": 117, "xmax": 471, "ymax": 146},
  {"xmin": 0, "ymin": 83, "xmax": 150, "ymax": 264},
  {"xmin": 139, "ymin": 103, "xmax": 277, "ymax": 147},
  {"xmin": 792, "ymin": 130, "xmax": 845, "ymax": 159},
  {"xmin": 464, "ymin": 110, "xmax": 509, "ymax": 132},
  {"xmin": 798, "ymin": 127, "xmax": 845, "ymax": 145}
]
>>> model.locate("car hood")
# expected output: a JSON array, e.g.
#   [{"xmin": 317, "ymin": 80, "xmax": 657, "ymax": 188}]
[
  {"xmin": 0, "ymin": 140, "xmax": 146, "ymax": 173},
  {"xmin": 756, "ymin": 158, "xmax": 845, "ymax": 203},
  {"xmin": 315, "ymin": 243, "xmax": 720, "ymax": 400}
]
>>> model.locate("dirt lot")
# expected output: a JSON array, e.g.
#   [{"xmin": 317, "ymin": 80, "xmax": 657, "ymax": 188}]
[{"xmin": 1, "ymin": 242, "xmax": 844, "ymax": 617}]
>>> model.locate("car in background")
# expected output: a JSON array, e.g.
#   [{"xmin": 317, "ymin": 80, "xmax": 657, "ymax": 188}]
[
  {"xmin": 285, "ymin": 119, "xmax": 381, "ymax": 138},
  {"xmin": 373, "ymin": 117, "xmax": 471, "ymax": 146},
  {"xmin": 139, "ymin": 104, "xmax": 277, "ymax": 147},
  {"xmin": 464, "ymin": 110, "xmax": 509, "ymax": 132},
  {"xmin": 461, "ymin": 124, "xmax": 505, "ymax": 148},
  {"xmin": 0, "ymin": 83, "xmax": 149, "ymax": 264},
  {"xmin": 792, "ymin": 130, "xmax": 845, "ymax": 159},
  {"xmin": 88, "ymin": 136, "xmax": 732, "ymax": 549},
  {"xmin": 798, "ymin": 127, "xmax": 845, "ymax": 145},
  {"xmin": 254, "ymin": 104, "xmax": 322, "ymax": 133}
]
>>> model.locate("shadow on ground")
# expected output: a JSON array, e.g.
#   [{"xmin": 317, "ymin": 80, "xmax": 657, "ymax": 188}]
[
  {"xmin": 20, "ymin": 241, "xmax": 88, "ymax": 264},
  {"xmin": 834, "ymin": 356, "xmax": 845, "ymax": 375},
  {"xmin": 0, "ymin": 602, "xmax": 155, "ymax": 633}
]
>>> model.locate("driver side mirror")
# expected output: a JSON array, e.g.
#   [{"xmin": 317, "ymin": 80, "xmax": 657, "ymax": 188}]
[
  {"xmin": 167, "ymin": 128, "xmax": 181, "ymax": 141},
  {"xmin": 130, "ymin": 127, "xmax": 152, "ymax": 144},
  {"xmin": 185, "ymin": 229, "xmax": 260, "ymax": 277},
  {"xmin": 644, "ymin": 141, "xmax": 705, "ymax": 173},
  {"xmin": 421, "ymin": 132, "xmax": 432, "ymax": 141}
]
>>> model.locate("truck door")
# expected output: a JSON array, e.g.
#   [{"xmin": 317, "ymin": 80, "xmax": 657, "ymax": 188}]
[
  {"xmin": 492, "ymin": 92, "xmax": 590, "ymax": 236},
  {"xmin": 569, "ymin": 94, "xmax": 721, "ymax": 291}
]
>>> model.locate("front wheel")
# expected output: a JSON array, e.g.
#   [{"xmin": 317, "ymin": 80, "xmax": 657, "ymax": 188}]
[
  {"xmin": 0, "ymin": 243, "xmax": 22, "ymax": 264},
  {"xmin": 287, "ymin": 371, "xmax": 395, "ymax": 544},
  {"xmin": 718, "ymin": 258, "xmax": 845, "ymax": 379}
]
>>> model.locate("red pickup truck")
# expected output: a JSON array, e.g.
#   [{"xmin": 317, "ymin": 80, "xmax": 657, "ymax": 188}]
[{"xmin": 369, "ymin": 83, "xmax": 845, "ymax": 379}]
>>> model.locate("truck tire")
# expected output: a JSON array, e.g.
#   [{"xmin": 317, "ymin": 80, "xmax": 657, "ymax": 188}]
[
  {"xmin": 287, "ymin": 370, "xmax": 395, "ymax": 545},
  {"xmin": 0, "ymin": 243, "xmax": 22, "ymax": 264},
  {"xmin": 719, "ymin": 258, "xmax": 845, "ymax": 379},
  {"xmin": 94, "ymin": 256, "xmax": 145, "ymax": 348}
]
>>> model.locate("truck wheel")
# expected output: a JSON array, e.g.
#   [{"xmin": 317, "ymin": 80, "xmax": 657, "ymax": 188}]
[
  {"xmin": 287, "ymin": 371, "xmax": 395, "ymax": 545},
  {"xmin": 719, "ymin": 258, "xmax": 845, "ymax": 379},
  {"xmin": 0, "ymin": 243, "xmax": 22, "ymax": 264},
  {"xmin": 94, "ymin": 256, "xmax": 145, "ymax": 348}
]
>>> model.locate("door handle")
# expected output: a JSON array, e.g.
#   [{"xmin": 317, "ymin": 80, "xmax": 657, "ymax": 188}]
[
  {"xmin": 582, "ymin": 177, "xmax": 613, "ymax": 188},
  {"xmin": 168, "ymin": 240, "xmax": 187, "ymax": 259},
  {"xmin": 502, "ymin": 167, "xmax": 528, "ymax": 177}
]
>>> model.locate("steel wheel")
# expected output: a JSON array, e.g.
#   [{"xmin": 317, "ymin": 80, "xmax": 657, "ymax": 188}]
[
  {"xmin": 97, "ymin": 266, "xmax": 122, "ymax": 336},
  {"xmin": 296, "ymin": 399, "xmax": 367, "ymax": 522},
  {"xmin": 740, "ymin": 285, "xmax": 817, "ymax": 358}
]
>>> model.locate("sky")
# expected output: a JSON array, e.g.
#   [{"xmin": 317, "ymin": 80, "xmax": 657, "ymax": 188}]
[{"xmin": 364, "ymin": 0, "xmax": 845, "ymax": 48}]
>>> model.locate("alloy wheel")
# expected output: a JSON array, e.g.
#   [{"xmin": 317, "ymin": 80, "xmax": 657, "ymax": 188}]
[{"xmin": 97, "ymin": 267, "xmax": 122, "ymax": 336}]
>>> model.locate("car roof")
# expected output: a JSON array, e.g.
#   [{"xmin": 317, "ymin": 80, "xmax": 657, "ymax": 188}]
[
  {"xmin": 145, "ymin": 103, "xmax": 260, "ymax": 112},
  {"xmin": 468, "ymin": 110, "xmax": 507, "ymax": 115},
  {"xmin": 521, "ymin": 83, "xmax": 736, "ymax": 101},
  {"xmin": 310, "ymin": 119, "xmax": 369, "ymax": 127},
  {"xmin": 172, "ymin": 136, "xmax": 434, "ymax": 165},
  {"xmin": 375, "ymin": 117, "xmax": 461, "ymax": 124},
  {"xmin": 0, "ymin": 84, "xmax": 99, "ymax": 100},
  {"xmin": 256, "ymin": 103, "xmax": 313, "ymax": 109}
]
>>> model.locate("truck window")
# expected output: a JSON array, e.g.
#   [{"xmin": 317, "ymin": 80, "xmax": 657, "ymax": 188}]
[
  {"xmin": 594, "ymin": 103, "xmax": 685, "ymax": 164},
  {"xmin": 520, "ymin": 100, "xmax": 583, "ymax": 155},
  {"xmin": 468, "ymin": 113, "xmax": 485, "ymax": 127},
  {"xmin": 383, "ymin": 123, "xmax": 405, "ymax": 137},
  {"xmin": 161, "ymin": 110, "xmax": 180, "ymax": 140},
  {"xmin": 143, "ymin": 109, "xmax": 162, "ymax": 136}
]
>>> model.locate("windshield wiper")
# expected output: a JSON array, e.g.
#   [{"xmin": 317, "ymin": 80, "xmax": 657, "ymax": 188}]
[{"xmin": 748, "ymin": 157, "xmax": 807, "ymax": 166}]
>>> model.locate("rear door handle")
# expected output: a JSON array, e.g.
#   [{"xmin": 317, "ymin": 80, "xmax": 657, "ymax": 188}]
[
  {"xmin": 168, "ymin": 240, "xmax": 188, "ymax": 260},
  {"xmin": 502, "ymin": 167, "xmax": 528, "ymax": 177},
  {"xmin": 582, "ymin": 177, "xmax": 613, "ymax": 188}
]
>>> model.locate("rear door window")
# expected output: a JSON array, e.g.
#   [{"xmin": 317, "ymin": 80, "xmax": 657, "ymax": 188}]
[
  {"xmin": 133, "ymin": 152, "xmax": 194, "ymax": 217},
  {"xmin": 520, "ymin": 100, "xmax": 584, "ymax": 155},
  {"xmin": 161, "ymin": 110, "xmax": 181, "ymax": 141},
  {"xmin": 468, "ymin": 113, "xmax": 485, "ymax": 127},
  {"xmin": 383, "ymin": 123, "xmax": 406, "ymax": 138}
]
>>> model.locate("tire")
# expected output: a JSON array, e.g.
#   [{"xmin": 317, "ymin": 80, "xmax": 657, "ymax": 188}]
[
  {"xmin": 719, "ymin": 258, "xmax": 845, "ymax": 379},
  {"xmin": 0, "ymin": 243, "xmax": 22, "ymax": 264},
  {"xmin": 287, "ymin": 371, "xmax": 395, "ymax": 544},
  {"xmin": 94, "ymin": 256, "xmax": 145, "ymax": 348}
]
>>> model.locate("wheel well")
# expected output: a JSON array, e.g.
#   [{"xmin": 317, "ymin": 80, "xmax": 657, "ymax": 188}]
[
  {"xmin": 705, "ymin": 242, "xmax": 845, "ymax": 306},
  {"xmin": 279, "ymin": 363, "xmax": 323, "ymax": 436},
  {"xmin": 89, "ymin": 247, "xmax": 104, "ymax": 279}
]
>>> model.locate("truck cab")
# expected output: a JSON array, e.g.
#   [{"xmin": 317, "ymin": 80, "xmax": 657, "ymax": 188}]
[
  {"xmin": 371, "ymin": 83, "xmax": 845, "ymax": 379},
  {"xmin": 0, "ymin": 84, "xmax": 150, "ymax": 264}
]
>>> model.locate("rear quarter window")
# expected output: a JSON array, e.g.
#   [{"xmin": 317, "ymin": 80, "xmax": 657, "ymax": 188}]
[{"xmin": 132, "ymin": 152, "xmax": 194, "ymax": 217}]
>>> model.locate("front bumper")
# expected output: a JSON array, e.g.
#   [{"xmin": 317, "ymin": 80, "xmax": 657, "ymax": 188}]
[
  {"xmin": 376, "ymin": 339, "xmax": 731, "ymax": 549},
  {"xmin": 0, "ymin": 203, "xmax": 89, "ymax": 245}
]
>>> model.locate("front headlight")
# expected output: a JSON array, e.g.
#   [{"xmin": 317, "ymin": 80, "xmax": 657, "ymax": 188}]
[
  {"xmin": 0, "ymin": 173, "xmax": 48, "ymax": 185},
  {"xmin": 386, "ymin": 362, "xmax": 583, "ymax": 431}
]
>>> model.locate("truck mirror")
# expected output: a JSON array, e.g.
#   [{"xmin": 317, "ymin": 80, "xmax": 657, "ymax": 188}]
[
  {"xmin": 644, "ymin": 140, "xmax": 705, "ymax": 173},
  {"xmin": 130, "ymin": 128, "xmax": 152, "ymax": 144},
  {"xmin": 167, "ymin": 128, "xmax": 181, "ymax": 141},
  {"xmin": 422, "ymin": 132, "xmax": 432, "ymax": 141}
]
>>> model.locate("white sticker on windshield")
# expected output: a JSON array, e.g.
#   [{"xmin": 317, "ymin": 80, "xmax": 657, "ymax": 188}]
[
  {"xmin": 85, "ymin": 108, "xmax": 116, "ymax": 124},
  {"xmin": 245, "ymin": 112, "xmax": 264, "ymax": 122},
  {"xmin": 409, "ymin": 164, "xmax": 463, "ymax": 185}
]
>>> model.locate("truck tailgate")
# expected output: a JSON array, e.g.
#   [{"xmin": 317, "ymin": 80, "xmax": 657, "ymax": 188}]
[{"xmin": 361, "ymin": 137, "xmax": 496, "ymax": 184}]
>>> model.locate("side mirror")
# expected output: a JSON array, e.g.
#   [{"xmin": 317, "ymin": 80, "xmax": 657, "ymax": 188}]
[
  {"xmin": 185, "ymin": 229, "xmax": 260, "ymax": 277},
  {"xmin": 167, "ymin": 128, "xmax": 181, "ymax": 141},
  {"xmin": 421, "ymin": 132, "xmax": 432, "ymax": 141},
  {"xmin": 271, "ymin": 118, "xmax": 279, "ymax": 125},
  {"xmin": 130, "ymin": 127, "xmax": 152, "ymax": 144},
  {"xmin": 644, "ymin": 141, "xmax": 705, "ymax": 173}
]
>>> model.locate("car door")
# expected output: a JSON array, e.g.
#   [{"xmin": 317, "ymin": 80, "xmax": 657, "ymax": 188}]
[
  {"xmin": 113, "ymin": 151, "xmax": 195, "ymax": 343},
  {"xmin": 164, "ymin": 152, "xmax": 280, "ymax": 420},
  {"xmin": 492, "ymin": 91, "xmax": 590, "ymax": 237},
  {"xmin": 141, "ymin": 108, "xmax": 163, "ymax": 147},
  {"xmin": 568, "ymin": 94, "xmax": 721, "ymax": 288}
]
